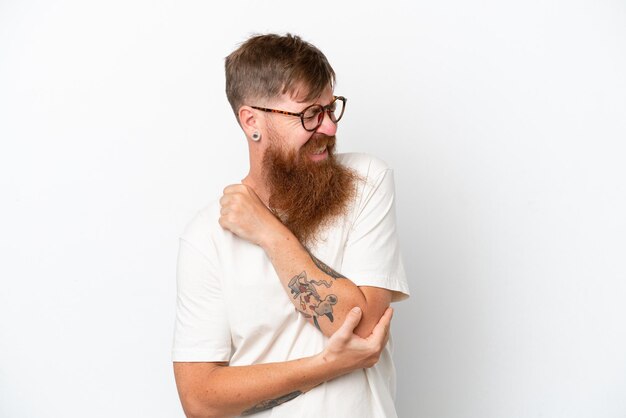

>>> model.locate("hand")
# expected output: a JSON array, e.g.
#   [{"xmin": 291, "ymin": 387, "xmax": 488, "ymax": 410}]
[
  {"xmin": 219, "ymin": 184, "xmax": 286, "ymax": 247},
  {"xmin": 317, "ymin": 306, "xmax": 393, "ymax": 374}
]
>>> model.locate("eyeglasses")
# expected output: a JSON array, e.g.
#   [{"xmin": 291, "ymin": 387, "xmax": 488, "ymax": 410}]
[{"xmin": 251, "ymin": 96, "xmax": 346, "ymax": 132}]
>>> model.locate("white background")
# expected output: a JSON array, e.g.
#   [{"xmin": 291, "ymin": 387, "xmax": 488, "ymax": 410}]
[{"xmin": 1, "ymin": 1, "xmax": 625, "ymax": 417}]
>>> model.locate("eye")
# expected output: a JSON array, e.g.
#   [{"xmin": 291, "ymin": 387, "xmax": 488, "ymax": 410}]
[{"xmin": 303, "ymin": 106, "xmax": 323, "ymax": 120}]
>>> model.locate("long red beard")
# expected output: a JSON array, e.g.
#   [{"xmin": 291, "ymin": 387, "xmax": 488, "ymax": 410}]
[{"xmin": 263, "ymin": 134, "xmax": 359, "ymax": 246}]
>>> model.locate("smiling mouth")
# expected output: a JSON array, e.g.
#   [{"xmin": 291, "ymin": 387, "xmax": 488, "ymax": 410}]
[
  {"xmin": 311, "ymin": 146, "xmax": 327, "ymax": 155},
  {"xmin": 305, "ymin": 135, "xmax": 335, "ymax": 159}
]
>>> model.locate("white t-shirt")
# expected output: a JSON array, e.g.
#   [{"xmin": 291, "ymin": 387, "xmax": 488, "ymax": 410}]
[{"xmin": 172, "ymin": 153, "xmax": 410, "ymax": 417}]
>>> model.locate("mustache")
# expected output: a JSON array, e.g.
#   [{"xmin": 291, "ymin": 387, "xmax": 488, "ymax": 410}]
[{"xmin": 301, "ymin": 135, "xmax": 336, "ymax": 153}]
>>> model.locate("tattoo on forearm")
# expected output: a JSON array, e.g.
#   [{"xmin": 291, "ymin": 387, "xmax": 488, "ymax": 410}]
[
  {"xmin": 241, "ymin": 391, "xmax": 303, "ymax": 416},
  {"xmin": 306, "ymin": 250, "xmax": 347, "ymax": 279},
  {"xmin": 288, "ymin": 271, "xmax": 338, "ymax": 329}
]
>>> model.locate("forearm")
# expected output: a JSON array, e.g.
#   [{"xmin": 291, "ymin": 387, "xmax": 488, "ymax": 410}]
[
  {"xmin": 175, "ymin": 353, "xmax": 346, "ymax": 418},
  {"xmin": 218, "ymin": 184, "xmax": 391, "ymax": 337},
  {"xmin": 261, "ymin": 227, "xmax": 388, "ymax": 338}
]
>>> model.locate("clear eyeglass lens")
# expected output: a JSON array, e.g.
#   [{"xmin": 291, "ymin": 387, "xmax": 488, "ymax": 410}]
[
  {"xmin": 302, "ymin": 105, "xmax": 324, "ymax": 130},
  {"xmin": 301, "ymin": 99, "xmax": 345, "ymax": 130},
  {"xmin": 330, "ymin": 99, "xmax": 344, "ymax": 123}
]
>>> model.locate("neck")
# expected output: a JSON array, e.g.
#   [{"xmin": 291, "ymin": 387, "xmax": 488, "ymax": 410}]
[
  {"xmin": 244, "ymin": 143, "xmax": 271, "ymax": 206},
  {"xmin": 242, "ymin": 172, "xmax": 270, "ymax": 207}
]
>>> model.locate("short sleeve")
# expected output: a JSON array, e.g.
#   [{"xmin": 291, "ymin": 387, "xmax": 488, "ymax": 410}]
[
  {"xmin": 172, "ymin": 237, "xmax": 232, "ymax": 362},
  {"xmin": 341, "ymin": 167, "xmax": 410, "ymax": 302}
]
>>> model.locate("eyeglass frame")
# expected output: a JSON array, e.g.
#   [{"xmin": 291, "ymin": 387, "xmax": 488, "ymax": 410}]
[{"xmin": 250, "ymin": 96, "xmax": 347, "ymax": 132}]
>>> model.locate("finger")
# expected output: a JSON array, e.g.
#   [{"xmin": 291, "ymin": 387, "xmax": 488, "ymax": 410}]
[
  {"xmin": 334, "ymin": 307, "xmax": 363, "ymax": 338},
  {"xmin": 368, "ymin": 307, "xmax": 393, "ymax": 341},
  {"xmin": 382, "ymin": 327, "xmax": 390, "ymax": 347},
  {"xmin": 219, "ymin": 194, "xmax": 232, "ymax": 207},
  {"xmin": 223, "ymin": 184, "xmax": 246, "ymax": 195},
  {"xmin": 219, "ymin": 215, "xmax": 236, "ymax": 233},
  {"xmin": 381, "ymin": 317, "xmax": 391, "ymax": 346}
]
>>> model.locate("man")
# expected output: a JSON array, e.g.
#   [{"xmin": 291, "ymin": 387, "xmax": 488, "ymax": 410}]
[{"xmin": 172, "ymin": 33, "xmax": 410, "ymax": 417}]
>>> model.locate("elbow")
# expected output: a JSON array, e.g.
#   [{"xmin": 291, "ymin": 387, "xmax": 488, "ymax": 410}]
[
  {"xmin": 353, "ymin": 289, "xmax": 393, "ymax": 338},
  {"xmin": 181, "ymin": 396, "xmax": 222, "ymax": 418},
  {"xmin": 353, "ymin": 306, "xmax": 383, "ymax": 338},
  {"xmin": 175, "ymin": 362, "xmax": 229, "ymax": 418},
  {"xmin": 186, "ymin": 411, "xmax": 221, "ymax": 418},
  {"xmin": 178, "ymin": 380, "xmax": 229, "ymax": 418}
]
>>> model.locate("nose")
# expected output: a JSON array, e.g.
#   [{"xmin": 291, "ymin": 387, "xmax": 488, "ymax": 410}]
[{"xmin": 315, "ymin": 111, "xmax": 338, "ymax": 136}]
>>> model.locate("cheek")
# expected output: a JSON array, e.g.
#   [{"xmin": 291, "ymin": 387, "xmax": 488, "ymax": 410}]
[{"xmin": 296, "ymin": 134, "xmax": 314, "ymax": 152}]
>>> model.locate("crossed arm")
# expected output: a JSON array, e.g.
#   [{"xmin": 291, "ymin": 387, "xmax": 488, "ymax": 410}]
[
  {"xmin": 174, "ymin": 184, "xmax": 393, "ymax": 417},
  {"xmin": 174, "ymin": 306, "xmax": 392, "ymax": 418},
  {"xmin": 218, "ymin": 184, "xmax": 393, "ymax": 338}
]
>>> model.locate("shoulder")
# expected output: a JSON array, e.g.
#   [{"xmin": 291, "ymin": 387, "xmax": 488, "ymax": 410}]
[
  {"xmin": 336, "ymin": 152, "xmax": 391, "ymax": 181},
  {"xmin": 179, "ymin": 199, "xmax": 227, "ymax": 255},
  {"xmin": 336, "ymin": 153, "xmax": 396, "ymax": 202}
]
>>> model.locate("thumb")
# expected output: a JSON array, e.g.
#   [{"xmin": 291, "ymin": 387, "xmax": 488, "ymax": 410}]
[
  {"xmin": 368, "ymin": 307, "xmax": 393, "ymax": 342},
  {"xmin": 336, "ymin": 307, "xmax": 363, "ymax": 337},
  {"xmin": 243, "ymin": 184, "xmax": 260, "ymax": 199}
]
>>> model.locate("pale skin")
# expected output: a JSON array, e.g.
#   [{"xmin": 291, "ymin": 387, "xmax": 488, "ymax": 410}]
[
  {"xmin": 174, "ymin": 87, "xmax": 394, "ymax": 418},
  {"xmin": 218, "ymin": 183, "xmax": 393, "ymax": 338},
  {"xmin": 175, "ymin": 307, "xmax": 393, "ymax": 418}
]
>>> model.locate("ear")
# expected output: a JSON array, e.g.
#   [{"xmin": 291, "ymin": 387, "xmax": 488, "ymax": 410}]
[{"xmin": 238, "ymin": 106, "xmax": 260, "ymax": 140}]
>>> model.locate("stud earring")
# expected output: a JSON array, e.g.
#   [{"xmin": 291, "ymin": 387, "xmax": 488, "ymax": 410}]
[{"xmin": 251, "ymin": 132, "xmax": 261, "ymax": 141}]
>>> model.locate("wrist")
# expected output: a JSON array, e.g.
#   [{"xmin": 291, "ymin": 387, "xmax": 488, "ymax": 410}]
[
  {"xmin": 313, "ymin": 348, "xmax": 350, "ymax": 379},
  {"xmin": 260, "ymin": 222, "xmax": 296, "ymax": 253}
]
